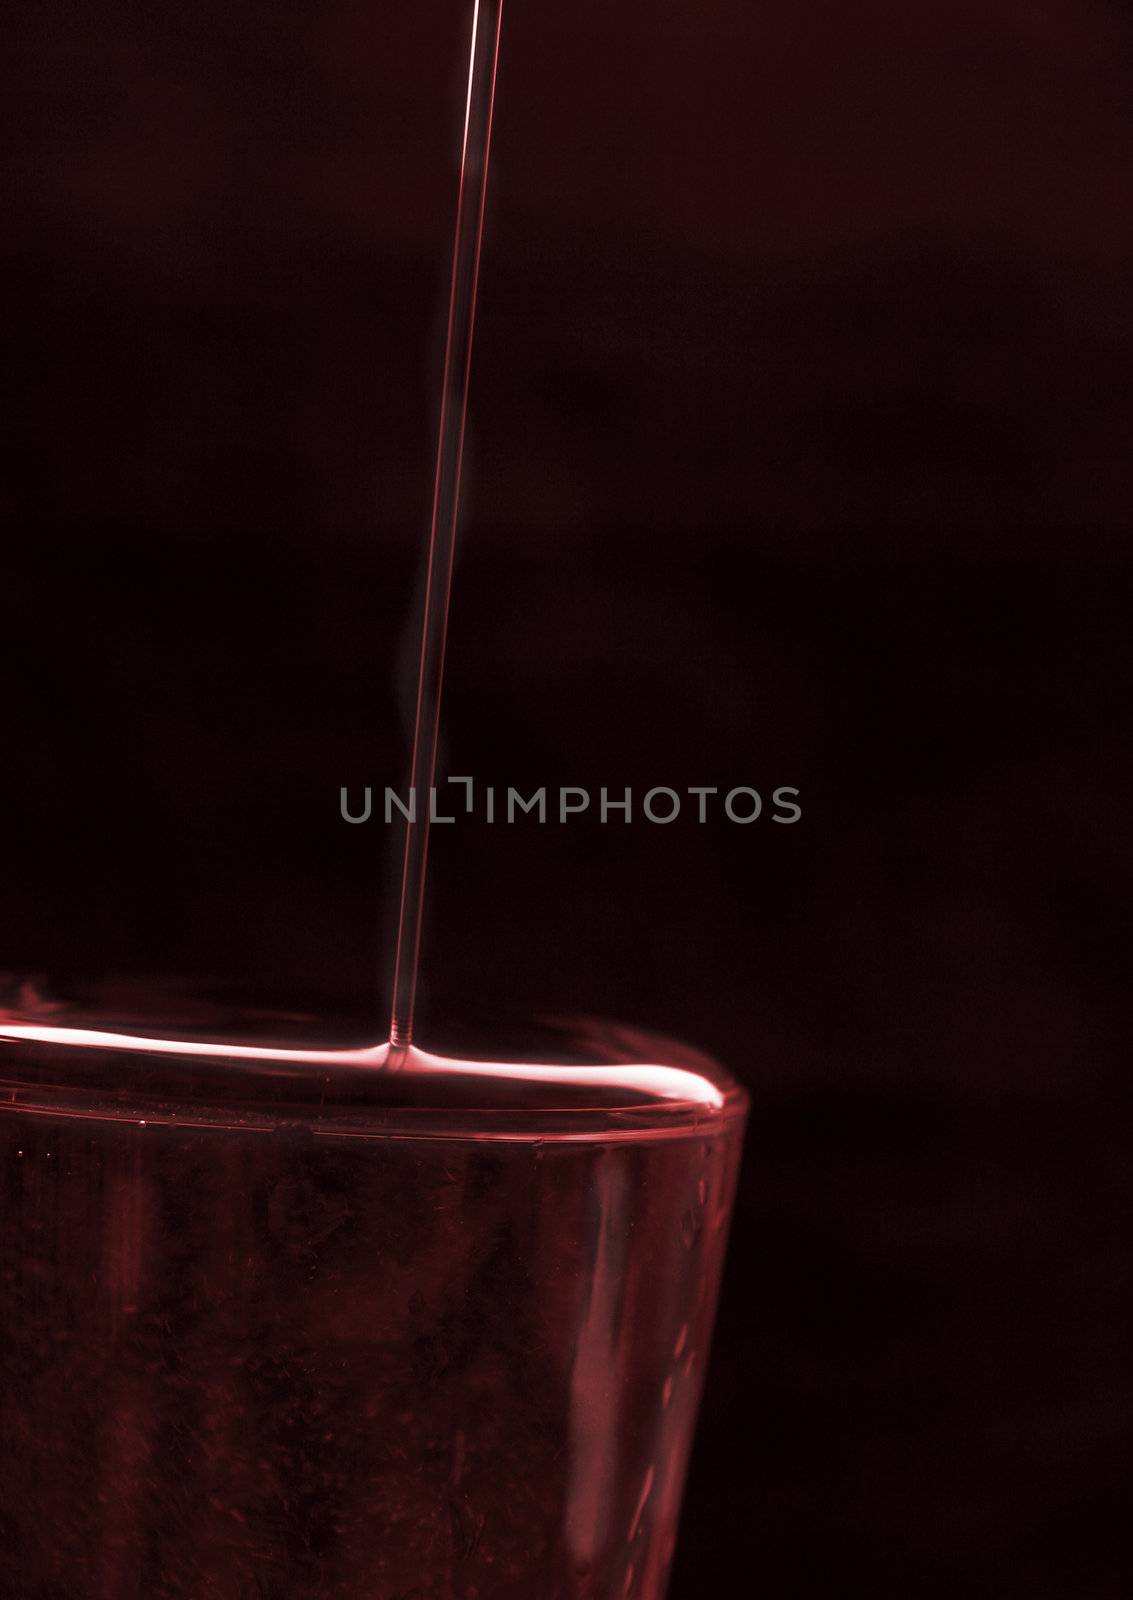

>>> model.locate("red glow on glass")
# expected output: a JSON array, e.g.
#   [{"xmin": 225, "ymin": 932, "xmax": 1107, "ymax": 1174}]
[{"xmin": 0, "ymin": 1020, "xmax": 725, "ymax": 1109}]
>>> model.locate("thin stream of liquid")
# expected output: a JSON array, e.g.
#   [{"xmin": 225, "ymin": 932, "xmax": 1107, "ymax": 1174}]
[{"xmin": 389, "ymin": 0, "xmax": 504, "ymax": 1053}]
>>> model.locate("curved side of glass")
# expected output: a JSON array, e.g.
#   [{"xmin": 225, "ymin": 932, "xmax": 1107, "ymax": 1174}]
[{"xmin": 1, "ymin": 1009, "xmax": 746, "ymax": 1600}]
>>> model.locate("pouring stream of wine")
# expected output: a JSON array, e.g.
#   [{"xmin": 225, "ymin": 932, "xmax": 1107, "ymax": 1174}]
[{"xmin": 389, "ymin": 0, "xmax": 504, "ymax": 1052}]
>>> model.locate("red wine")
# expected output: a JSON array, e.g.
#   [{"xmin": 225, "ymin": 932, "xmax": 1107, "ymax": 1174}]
[
  {"xmin": 390, "ymin": 0, "xmax": 502, "ymax": 1048},
  {"xmin": 0, "ymin": 1015, "xmax": 744, "ymax": 1599}
]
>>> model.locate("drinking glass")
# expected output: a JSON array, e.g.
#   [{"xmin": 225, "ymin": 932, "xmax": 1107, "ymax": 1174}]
[{"xmin": 0, "ymin": 997, "xmax": 745, "ymax": 1598}]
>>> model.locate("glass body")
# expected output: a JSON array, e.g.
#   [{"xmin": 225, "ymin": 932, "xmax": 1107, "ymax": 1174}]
[{"xmin": 0, "ymin": 1006, "xmax": 745, "ymax": 1599}]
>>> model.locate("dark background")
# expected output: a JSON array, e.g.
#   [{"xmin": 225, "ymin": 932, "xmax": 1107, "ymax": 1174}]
[{"xmin": 4, "ymin": 1, "xmax": 1132, "ymax": 1593}]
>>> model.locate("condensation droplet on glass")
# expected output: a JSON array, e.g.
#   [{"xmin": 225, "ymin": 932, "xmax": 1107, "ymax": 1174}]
[{"xmin": 627, "ymin": 1464, "xmax": 655, "ymax": 1542}]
